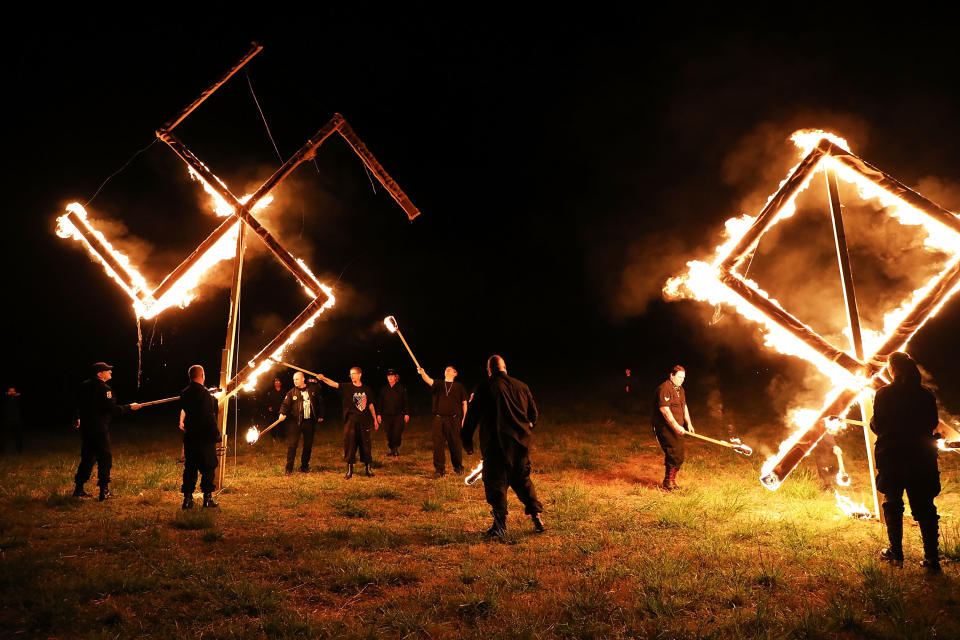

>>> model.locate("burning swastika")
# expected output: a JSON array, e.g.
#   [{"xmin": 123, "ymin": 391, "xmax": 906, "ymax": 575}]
[
  {"xmin": 665, "ymin": 130, "xmax": 960, "ymax": 495},
  {"xmin": 56, "ymin": 44, "xmax": 419, "ymax": 399}
]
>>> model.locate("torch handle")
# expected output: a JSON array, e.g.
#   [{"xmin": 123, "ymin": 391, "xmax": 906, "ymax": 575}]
[
  {"xmin": 258, "ymin": 416, "xmax": 285, "ymax": 438},
  {"xmin": 136, "ymin": 396, "xmax": 180, "ymax": 408},
  {"xmin": 273, "ymin": 360, "xmax": 324, "ymax": 380},
  {"xmin": 395, "ymin": 329, "xmax": 422, "ymax": 371},
  {"xmin": 685, "ymin": 431, "xmax": 734, "ymax": 448}
]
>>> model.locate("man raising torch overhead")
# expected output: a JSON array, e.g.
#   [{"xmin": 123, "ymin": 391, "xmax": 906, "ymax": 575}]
[
  {"xmin": 652, "ymin": 365, "xmax": 694, "ymax": 491},
  {"xmin": 419, "ymin": 365, "xmax": 468, "ymax": 477}
]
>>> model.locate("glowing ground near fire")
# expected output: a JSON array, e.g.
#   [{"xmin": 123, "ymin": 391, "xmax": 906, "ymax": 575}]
[{"xmin": 1, "ymin": 413, "xmax": 958, "ymax": 638}]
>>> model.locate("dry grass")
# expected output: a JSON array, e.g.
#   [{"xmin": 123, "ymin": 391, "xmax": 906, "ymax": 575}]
[{"xmin": 1, "ymin": 412, "xmax": 958, "ymax": 639}]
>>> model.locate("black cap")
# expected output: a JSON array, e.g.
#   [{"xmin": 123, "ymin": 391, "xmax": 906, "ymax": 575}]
[
  {"xmin": 91, "ymin": 362, "xmax": 114, "ymax": 374},
  {"xmin": 386, "ymin": 368, "xmax": 398, "ymax": 376}
]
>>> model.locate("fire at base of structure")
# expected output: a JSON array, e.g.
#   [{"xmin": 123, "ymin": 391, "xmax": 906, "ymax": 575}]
[{"xmin": 664, "ymin": 131, "xmax": 960, "ymax": 491}]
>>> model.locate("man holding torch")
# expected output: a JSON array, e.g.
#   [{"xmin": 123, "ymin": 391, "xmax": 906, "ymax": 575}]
[
  {"xmin": 419, "ymin": 365, "xmax": 469, "ymax": 477},
  {"xmin": 378, "ymin": 369, "xmax": 409, "ymax": 457},
  {"xmin": 652, "ymin": 365, "xmax": 694, "ymax": 491},
  {"xmin": 278, "ymin": 372, "xmax": 325, "ymax": 474},
  {"xmin": 72, "ymin": 362, "xmax": 140, "ymax": 501},
  {"xmin": 461, "ymin": 355, "xmax": 543, "ymax": 536},
  {"xmin": 318, "ymin": 368, "xmax": 378, "ymax": 478},
  {"xmin": 871, "ymin": 352, "xmax": 942, "ymax": 573},
  {"xmin": 178, "ymin": 365, "xmax": 220, "ymax": 509}
]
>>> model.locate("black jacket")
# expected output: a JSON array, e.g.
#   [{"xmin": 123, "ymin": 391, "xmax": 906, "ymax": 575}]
[
  {"xmin": 378, "ymin": 383, "xmax": 409, "ymax": 416},
  {"xmin": 76, "ymin": 378, "xmax": 128, "ymax": 434},
  {"xmin": 870, "ymin": 380, "xmax": 939, "ymax": 487},
  {"xmin": 280, "ymin": 384, "xmax": 325, "ymax": 425},
  {"xmin": 262, "ymin": 386, "xmax": 286, "ymax": 418},
  {"xmin": 461, "ymin": 371, "xmax": 538, "ymax": 463},
  {"xmin": 180, "ymin": 381, "xmax": 220, "ymax": 445}
]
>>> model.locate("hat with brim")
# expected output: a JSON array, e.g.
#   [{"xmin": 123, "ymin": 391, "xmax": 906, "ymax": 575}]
[{"xmin": 91, "ymin": 362, "xmax": 114, "ymax": 374}]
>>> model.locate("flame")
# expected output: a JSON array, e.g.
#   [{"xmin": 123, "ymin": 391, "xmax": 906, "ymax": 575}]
[
  {"xmin": 384, "ymin": 315, "xmax": 399, "ymax": 333},
  {"xmin": 245, "ymin": 426, "xmax": 260, "ymax": 444},
  {"xmin": 666, "ymin": 129, "xmax": 960, "ymax": 491},
  {"xmin": 834, "ymin": 490, "xmax": 871, "ymax": 519}
]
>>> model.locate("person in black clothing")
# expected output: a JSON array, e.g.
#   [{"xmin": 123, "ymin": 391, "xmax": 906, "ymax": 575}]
[
  {"xmin": 652, "ymin": 365, "xmax": 694, "ymax": 491},
  {"xmin": 871, "ymin": 352, "xmax": 943, "ymax": 573},
  {"xmin": 318, "ymin": 367, "xmax": 378, "ymax": 478},
  {"xmin": 72, "ymin": 362, "xmax": 141, "ymax": 501},
  {"xmin": 1, "ymin": 387, "xmax": 23, "ymax": 453},
  {"xmin": 262, "ymin": 377, "xmax": 287, "ymax": 440},
  {"xmin": 178, "ymin": 365, "xmax": 220, "ymax": 509},
  {"xmin": 462, "ymin": 355, "xmax": 543, "ymax": 536},
  {"xmin": 419, "ymin": 365, "xmax": 468, "ymax": 477},
  {"xmin": 377, "ymin": 369, "xmax": 409, "ymax": 457},
  {"xmin": 278, "ymin": 371, "xmax": 325, "ymax": 474}
]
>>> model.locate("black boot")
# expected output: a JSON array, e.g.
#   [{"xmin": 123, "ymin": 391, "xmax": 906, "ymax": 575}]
[
  {"xmin": 344, "ymin": 464, "xmax": 354, "ymax": 479},
  {"xmin": 918, "ymin": 517, "xmax": 941, "ymax": 573},
  {"xmin": 531, "ymin": 513, "xmax": 546, "ymax": 533},
  {"xmin": 880, "ymin": 514, "xmax": 904, "ymax": 567},
  {"xmin": 73, "ymin": 484, "xmax": 92, "ymax": 498},
  {"xmin": 202, "ymin": 492, "xmax": 219, "ymax": 508},
  {"xmin": 484, "ymin": 512, "xmax": 507, "ymax": 538},
  {"xmin": 181, "ymin": 494, "xmax": 194, "ymax": 510},
  {"xmin": 365, "ymin": 464, "xmax": 375, "ymax": 477},
  {"xmin": 98, "ymin": 485, "xmax": 112, "ymax": 502}
]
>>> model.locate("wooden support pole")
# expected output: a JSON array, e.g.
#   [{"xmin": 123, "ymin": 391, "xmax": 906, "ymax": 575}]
[{"xmin": 215, "ymin": 223, "xmax": 245, "ymax": 491}]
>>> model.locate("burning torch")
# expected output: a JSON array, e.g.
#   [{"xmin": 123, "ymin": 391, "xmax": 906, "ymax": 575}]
[
  {"xmin": 246, "ymin": 416, "xmax": 284, "ymax": 445},
  {"xmin": 834, "ymin": 446, "xmax": 850, "ymax": 486},
  {"xmin": 384, "ymin": 316, "xmax": 422, "ymax": 370},
  {"xmin": 685, "ymin": 431, "xmax": 753, "ymax": 456},
  {"xmin": 465, "ymin": 461, "xmax": 483, "ymax": 486}
]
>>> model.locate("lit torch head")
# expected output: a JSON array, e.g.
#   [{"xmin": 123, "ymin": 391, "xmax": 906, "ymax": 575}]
[
  {"xmin": 384, "ymin": 316, "xmax": 399, "ymax": 333},
  {"xmin": 729, "ymin": 437, "xmax": 753, "ymax": 457},
  {"xmin": 245, "ymin": 426, "xmax": 260, "ymax": 445}
]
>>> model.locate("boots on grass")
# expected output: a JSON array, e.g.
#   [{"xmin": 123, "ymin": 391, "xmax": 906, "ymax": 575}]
[
  {"xmin": 181, "ymin": 494, "xmax": 194, "ymax": 510},
  {"xmin": 344, "ymin": 464, "xmax": 354, "ymax": 479},
  {"xmin": 879, "ymin": 515, "xmax": 904, "ymax": 567},
  {"xmin": 669, "ymin": 467, "xmax": 680, "ymax": 490},
  {"xmin": 662, "ymin": 466, "xmax": 674, "ymax": 491},
  {"xmin": 918, "ymin": 517, "xmax": 941, "ymax": 573},
  {"xmin": 202, "ymin": 492, "xmax": 219, "ymax": 508},
  {"xmin": 73, "ymin": 483, "xmax": 92, "ymax": 498},
  {"xmin": 531, "ymin": 513, "xmax": 546, "ymax": 533},
  {"xmin": 365, "ymin": 464, "xmax": 375, "ymax": 477},
  {"xmin": 98, "ymin": 485, "xmax": 112, "ymax": 502},
  {"xmin": 485, "ymin": 512, "xmax": 507, "ymax": 538}
]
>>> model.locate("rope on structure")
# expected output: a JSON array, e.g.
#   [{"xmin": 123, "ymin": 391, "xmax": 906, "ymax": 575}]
[
  {"xmin": 712, "ymin": 246, "xmax": 759, "ymax": 326},
  {"xmin": 84, "ymin": 138, "xmax": 158, "ymax": 207},
  {"xmin": 244, "ymin": 68, "xmax": 284, "ymax": 164}
]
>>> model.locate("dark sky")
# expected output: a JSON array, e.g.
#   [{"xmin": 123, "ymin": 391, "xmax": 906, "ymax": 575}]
[{"xmin": 6, "ymin": 9, "xmax": 960, "ymax": 422}]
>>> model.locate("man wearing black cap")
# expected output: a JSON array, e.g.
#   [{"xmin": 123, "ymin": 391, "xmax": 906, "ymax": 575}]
[
  {"xmin": 377, "ymin": 369, "xmax": 409, "ymax": 457},
  {"xmin": 72, "ymin": 362, "xmax": 140, "ymax": 501},
  {"xmin": 178, "ymin": 365, "xmax": 220, "ymax": 509}
]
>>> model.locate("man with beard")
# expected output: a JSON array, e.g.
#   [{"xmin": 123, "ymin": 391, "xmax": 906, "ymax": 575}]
[
  {"xmin": 178, "ymin": 365, "xmax": 220, "ymax": 509},
  {"xmin": 72, "ymin": 362, "xmax": 140, "ymax": 501},
  {"xmin": 319, "ymin": 367, "xmax": 378, "ymax": 478},
  {"xmin": 461, "ymin": 355, "xmax": 543, "ymax": 537},
  {"xmin": 652, "ymin": 365, "xmax": 694, "ymax": 491},
  {"xmin": 278, "ymin": 371, "xmax": 325, "ymax": 474},
  {"xmin": 872, "ymin": 352, "xmax": 943, "ymax": 573}
]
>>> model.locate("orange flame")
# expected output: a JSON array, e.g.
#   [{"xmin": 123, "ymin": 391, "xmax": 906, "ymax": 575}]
[{"xmin": 834, "ymin": 490, "xmax": 871, "ymax": 519}]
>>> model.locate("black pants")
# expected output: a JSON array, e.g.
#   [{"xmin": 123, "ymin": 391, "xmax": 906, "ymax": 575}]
[
  {"xmin": 343, "ymin": 416, "xmax": 372, "ymax": 464},
  {"xmin": 878, "ymin": 465, "xmax": 940, "ymax": 523},
  {"xmin": 433, "ymin": 415, "xmax": 463, "ymax": 473},
  {"xmin": 0, "ymin": 419, "xmax": 23, "ymax": 453},
  {"xmin": 183, "ymin": 442, "xmax": 218, "ymax": 495},
  {"xmin": 382, "ymin": 414, "xmax": 405, "ymax": 450},
  {"xmin": 75, "ymin": 429, "xmax": 111, "ymax": 487},
  {"xmin": 482, "ymin": 442, "xmax": 542, "ymax": 517},
  {"xmin": 653, "ymin": 424, "xmax": 685, "ymax": 468},
  {"xmin": 286, "ymin": 419, "xmax": 317, "ymax": 471}
]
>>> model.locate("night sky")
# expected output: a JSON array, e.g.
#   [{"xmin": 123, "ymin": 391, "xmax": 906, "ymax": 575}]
[{"xmin": 6, "ymin": 9, "xmax": 960, "ymax": 427}]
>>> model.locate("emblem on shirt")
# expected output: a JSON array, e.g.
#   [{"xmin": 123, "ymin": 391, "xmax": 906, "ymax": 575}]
[
  {"xmin": 353, "ymin": 392, "xmax": 367, "ymax": 411},
  {"xmin": 664, "ymin": 396, "xmax": 669, "ymax": 401}
]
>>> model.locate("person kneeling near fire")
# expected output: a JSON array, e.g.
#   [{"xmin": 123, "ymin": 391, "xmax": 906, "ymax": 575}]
[
  {"xmin": 461, "ymin": 355, "xmax": 544, "ymax": 537},
  {"xmin": 652, "ymin": 365, "xmax": 694, "ymax": 491}
]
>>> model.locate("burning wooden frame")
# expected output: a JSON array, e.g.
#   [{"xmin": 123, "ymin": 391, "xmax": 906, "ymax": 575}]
[{"xmin": 666, "ymin": 132, "xmax": 960, "ymax": 500}]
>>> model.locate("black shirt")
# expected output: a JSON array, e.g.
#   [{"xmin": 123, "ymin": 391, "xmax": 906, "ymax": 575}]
[
  {"xmin": 431, "ymin": 379, "xmax": 468, "ymax": 416},
  {"xmin": 76, "ymin": 378, "xmax": 127, "ymax": 433},
  {"xmin": 378, "ymin": 382, "xmax": 409, "ymax": 416},
  {"xmin": 179, "ymin": 381, "xmax": 220, "ymax": 444},
  {"xmin": 653, "ymin": 380, "xmax": 685, "ymax": 428},
  {"xmin": 337, "ymin": 383, "xmax": 375, "ymax": 423}
]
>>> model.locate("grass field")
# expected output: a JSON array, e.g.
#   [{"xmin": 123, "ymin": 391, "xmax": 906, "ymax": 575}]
[{"xmin": 1, "ymin": 409, "xmax": 959, "ymax": 639}]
